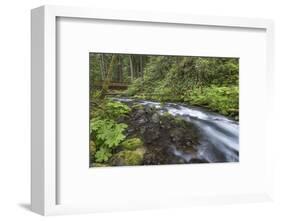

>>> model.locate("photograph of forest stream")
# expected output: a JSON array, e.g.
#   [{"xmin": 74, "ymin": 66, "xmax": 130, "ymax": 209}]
[{"xmin": 89, "ymin": 53, "xmax": 239, "ymax": 167}]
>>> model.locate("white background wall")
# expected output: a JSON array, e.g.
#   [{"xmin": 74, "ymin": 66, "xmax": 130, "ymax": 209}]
[{"xmin": 0, "ymin": 0, "xmax": 280, "ymax": 220}]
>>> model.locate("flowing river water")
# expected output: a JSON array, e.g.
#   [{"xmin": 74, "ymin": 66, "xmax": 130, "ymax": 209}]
[{"xmin": 114, "ymin": 97, "xmax": 239, "ymax": 163}]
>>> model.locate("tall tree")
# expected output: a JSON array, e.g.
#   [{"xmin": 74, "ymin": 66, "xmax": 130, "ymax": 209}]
[
  {"xmin": 99, "ymin": 54, "xmax": 105, "ymax": 80},
  {"xmin": 139, "ymin": 55, "xmax": 143, "ymax": 79},
  {"xmin": 129, "ymin": 55, "xmax": 134, "ymax": 81},
  {"xmin": 101, "ymin": 55, "xmax": 118, "ymax": 98}
]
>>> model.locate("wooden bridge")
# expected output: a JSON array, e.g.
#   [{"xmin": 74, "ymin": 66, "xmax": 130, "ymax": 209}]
[{"xmin": 93, "ymin": 81, "xmax": 129, "ymax": 90}]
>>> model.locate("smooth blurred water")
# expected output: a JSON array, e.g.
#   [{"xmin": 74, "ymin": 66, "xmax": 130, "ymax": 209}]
[{"xmin": 114, "ymin": 97, "xmax": 239, "ymax": 163}]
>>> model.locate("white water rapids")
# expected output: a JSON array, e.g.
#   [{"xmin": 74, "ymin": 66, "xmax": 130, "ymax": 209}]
[{"xmin": 114, "ymin": 97, "xmax": 239, "ymax": 163}]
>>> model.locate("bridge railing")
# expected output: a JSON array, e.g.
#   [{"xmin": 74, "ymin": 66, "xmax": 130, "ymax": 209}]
[{"xmin": 93, "ymin": 81, "xmax": 129, "ymax": 89}]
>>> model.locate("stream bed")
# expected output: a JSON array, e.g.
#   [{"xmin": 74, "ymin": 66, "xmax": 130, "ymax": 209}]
[{"xmin": 114, "ymin": 97, "xmax": 239, "ymax": 164}]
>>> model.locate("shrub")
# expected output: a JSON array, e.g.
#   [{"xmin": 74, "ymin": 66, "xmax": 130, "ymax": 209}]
[
  {"xmin": 90, "ymin": 118, "xmax": 128, "ymax": 163},
  {"xmin": 125, "ymin": 78, "xmax": 143, "ymax": 96},
  {"xmin": 94, "ymin": 147, "xmax": 113, "ymax": 163},
  {"xmin": 90, "ymin": 100, "xmax": 132, "ymax": 164},
  {"xmin": 104, "ymin": 100, "xmax": 131, "ymax": 120},
  {"xmin": 183, "ymin": 86, "xmax": 239, "ymax": 116}
]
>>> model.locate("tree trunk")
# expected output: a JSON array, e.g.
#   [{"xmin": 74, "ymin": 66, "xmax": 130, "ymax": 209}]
[
  {"xmin": 118, "ymin": 55, "xmax": 122, "ymax": 82},
  {"xmin": 101, "ymin": 55, "xmax": 118, "ymax": 98},
  {"xmin": 101, "ymin": 54, "xmax": 107, "ymax": 78},
  {"xmin": 120, "ymin": 57, "xmax": 123, "ymax": 82},
  {"xmin": 99, "ymin": 54, "xmax": 105, "ymax": 80},
  {"xmin": 129, "ymin": 55, "xmax": 134, "ymax": 82},
  {"xmin": 140, "ymin": 56, "xmax": 143, "ymax": 78},
  {"xmin": 139, "ymin": 55, "xmax": 144, "ymax": 92}
]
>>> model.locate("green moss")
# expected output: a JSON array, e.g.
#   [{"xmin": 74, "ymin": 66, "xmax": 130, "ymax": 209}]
[
  {"xmin": 173, "ymin": 116, "xmax": 186, "ymax": 127},
  {"xmin": 162, "ymin": 112, "xmax": 172, "ymax": 118},
  {"xmin": 110, "ymin": 148, "xmax": 145, "ymax": 166},
  {"xmin": 132, "ymin": 103, "xmax": 145, "ymax": 110},
  {"xmin": 121, "ymin": 138, "xmax": 143, "ymax": 150}
]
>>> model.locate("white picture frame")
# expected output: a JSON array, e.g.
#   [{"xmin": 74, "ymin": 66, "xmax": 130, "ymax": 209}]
[{"xmin": 31, "ymin": 5, "xmax": 274, "ymax": 215}]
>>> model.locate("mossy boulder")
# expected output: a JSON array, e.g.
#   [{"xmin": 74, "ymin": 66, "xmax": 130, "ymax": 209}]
[
  {"xmin": 132, "ymin": 103, "xmax": 145, "ymax": 110},
  {"xmin": 121, "ymin": 138, "xmax": 143, "ymax": 150},
  {"xmin": 110, "ymin": 148, "xmax": 145, "ymax": 166},
  {"xmin": 173, "ymin": 116, "xmax": 187, "ymax": 127}
]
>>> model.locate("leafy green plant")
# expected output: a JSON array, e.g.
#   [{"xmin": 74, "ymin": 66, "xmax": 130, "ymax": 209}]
[
  {"xmin": 125, "ymin": 78, "xmax": 143, "ymax": 96},
  {"xmin": 91, "ymin": 100, "xmax": 131, "ymax": 120},
  {"xmin": 91, "ymin": 118, "xmax": 128, "ymax": 148},
  {"xmin": 89, "ymin": 100, "xmax": 132, "ymax": 164},
  {"xmin": 95, "ymin": 147, "xmax": 112, "ymax": 163},
  {"xmin": 183, "ymin": 86, "xmax": 238, "ymax": 116},
  {"xmin": 104, "ymin": 101, "xmax": 131, "ymax": 120},
  {"xmin": 90, "ymin": 117, "xmax": 128, "ymax": 163}
]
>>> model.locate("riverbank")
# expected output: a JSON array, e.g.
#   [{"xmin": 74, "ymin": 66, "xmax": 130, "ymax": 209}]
[
  {"xmin": 90, "ymin": 97, "xmax": 239, "ymax": 167},
  {"xmin": 124, "ymin": 84, "xmax": 239, "ymax": 120},
  {"xmin": 91, "ymin": 99, "xmax": 205, "ymax": 167}
]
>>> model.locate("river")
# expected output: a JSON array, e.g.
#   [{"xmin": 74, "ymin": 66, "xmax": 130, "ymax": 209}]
[{"xmin": 114, "ymin": 97, "xmax": 239, "ymax": 163}]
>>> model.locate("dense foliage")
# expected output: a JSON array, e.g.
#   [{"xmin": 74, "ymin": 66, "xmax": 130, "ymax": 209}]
[
  {"xmin": 184, "ymin": 86, "xmax": 239, "ymax": 116},
  {"xmin": 90, "ymin": 99, "xmax": 131, "ymax": 163},
  {"xmin": 125, "ymin": 56, "xmax": 239, "ymax": 117}
]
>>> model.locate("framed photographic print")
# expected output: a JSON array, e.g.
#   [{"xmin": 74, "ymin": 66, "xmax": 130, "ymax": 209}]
[{"xmin": 31, "ymin": 5, "xmax": 274, "ymax": 215}]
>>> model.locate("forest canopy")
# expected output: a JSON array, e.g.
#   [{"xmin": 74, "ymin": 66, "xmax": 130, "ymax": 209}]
[{"xmin": 90, "ymin": 53, "xmax": 239, "ymax": 117}]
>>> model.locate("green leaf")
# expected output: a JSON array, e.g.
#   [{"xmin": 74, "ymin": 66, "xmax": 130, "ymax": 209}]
[{"xmin": 95, "ymin": 148, "xmax": 112, "ymax": 163}]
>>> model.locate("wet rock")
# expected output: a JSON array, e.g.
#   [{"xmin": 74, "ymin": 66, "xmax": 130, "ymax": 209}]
[
  {"xmin": 151, "ymin": 113, "xmax": 160, "ymax": 123},
  {"xmin": 143, "ymin": 147, "xmax": 167, "ymax": 165},
  {"xmin": 137, "ymin": 117, "xmax": 147, "ymax": 125},
  {"xmin": 117, "ymin": 116, "xmax": 128, "ymax": 123},
  {"xmin": 170, "ymin": 128, "xmax": 184, "ymax": 142},
  {"xmin": 143, "ymin": 146, "xmax": 187, "ymax": 165},
  {"xmin": 127, "ymin": 128, "xmax": 135, "ymax": 134},
  {"xmin": 182, "ymin": 146, "xmax": 196, "ymax": 153},
  {"xmin": 143, "ymin": 127, "xmax": 160, "ymax": 144},
  {"xmin": 144, "ymin": 105, "xmax": 154, "ymax": 113},
  {"xmin": 134, "ymin": 109, "xmax": 145, "ymax": 119},
  {"xmin": 189, "ymin": 158, "xmax": 209, "ymax": 164},
  {"xmin": 140, "ymin": 126, "xmax": 146, "ymax": 135},
  {"xmin": 118, "ymin": 101, "xmax": 200, "ymax": 165}
]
